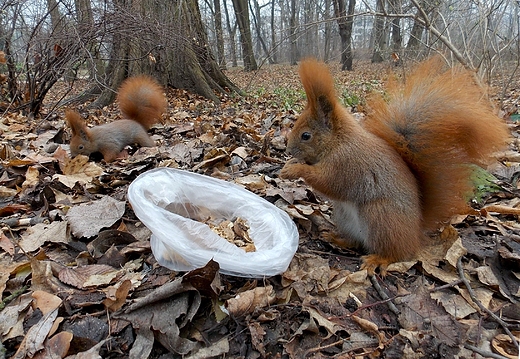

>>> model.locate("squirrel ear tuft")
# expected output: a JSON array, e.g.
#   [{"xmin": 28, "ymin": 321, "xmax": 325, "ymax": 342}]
[
  {"xmin": 299, "ymin": 58, "xmax": 337, "ymax": 112},
  {"xmin": 65, "ymin": 110, "xmax": 91, "ymax": 140}
]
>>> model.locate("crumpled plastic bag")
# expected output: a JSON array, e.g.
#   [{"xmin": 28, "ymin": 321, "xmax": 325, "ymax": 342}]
[{"xmin": 127, "ymin": 168, "xmax": 299, "ymax": 277}]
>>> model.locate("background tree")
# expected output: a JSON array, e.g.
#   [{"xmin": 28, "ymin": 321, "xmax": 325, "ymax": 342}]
[
  {"xmin": 288, "ymin": 0, "xmax": 299, "ymax": 65},
  {"xmin": 231, "ymin": 0, "xmax": 258, "ymax": 71},
  {"xmin": 371, "ymin": 0, "xmax": 386, "ymax": 63},
  {"xmin": 333, "ymin": 0, "xmax": 356, "ymax": 70},
  {"xmin": 3, "ymin": 0, "xmax": 520, "ymax": 118},
  {"xmin": 0, "ymin": 0, "xmax": 239, "ymax": 117},
  {"xmin": 214, "ymin": 0, "xmax": 226, "ymax": 68}
]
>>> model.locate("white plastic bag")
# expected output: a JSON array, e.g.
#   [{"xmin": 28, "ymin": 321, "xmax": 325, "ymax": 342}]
[{"xmin": 127, "ymin": 168, "xmax": 299, "ymax": 277}]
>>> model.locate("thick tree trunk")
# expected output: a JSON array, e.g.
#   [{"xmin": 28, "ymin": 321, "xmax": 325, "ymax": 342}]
[{"xmin": 84, "ymin": 0, "xmax": 240, "ymax": 108}]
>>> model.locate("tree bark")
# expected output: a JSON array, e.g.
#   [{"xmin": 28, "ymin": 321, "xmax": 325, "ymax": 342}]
[
  {"xmin": 371, "ymin": 0, "xmax": 385, "ymax": 63},
  {"xmin": 250, "ymin": 0, "xmax": 274, "ymax": 64},
  {"xmin": 270, "ymin": 0, "xmax": 277, "ymax": 63},
  {"xmin": 214, "ymin": 0, "xmax": 226, "ymax": 69},
  {"xmin": 223, "ymin": 0, "xmax": 238, "ymax": 67},
  {"xmin": 289, "ymin": 0, "xmax": 298, "ymax": 65},
  {"xmin": 85, "ymin": 0, "xmax": 240, "ymax": 108},
  {"xmin": 231, "ymin": 0, "xmax": 258, "ymax": 71},
  {"xmin": 406, "ymin": 2, "xmax": 427, "ymax": 51},
  {"xmin": 388, "ymin": 0, "xmax": 402, "ymax": 58},
  {"xmin": 323, "ymin": 0, "xmax": 332, "ymax": 62},
  {"xmin": 333, "ymin": 0, "xmax": 356, "ymax": 71}
]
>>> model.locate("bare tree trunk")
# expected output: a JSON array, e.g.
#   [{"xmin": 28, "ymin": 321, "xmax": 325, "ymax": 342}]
[
  {"xmin": 333, "ymin": 0, "xmax": 356, "ymax": 70},
  {"xmin": 89, "ymin": 0, "xmax": 240, "ymax": 108},
  {"xmin": 231, "ymin": 0, "xmax": 258, "ymax": 71},
  {"xmin": 223, "ymin": 0, "xmax": 238, "ymax": 67},
  {"xmin": 214, "ymin": 0, "xmax": 226, "ymax": 69},
  {"xmin": 323, "ymin": 0, "xmax": 332, "ymax": 61},
  {"xmin": 289, "ymin": 0, "xmax": 298, "ymax": 65},
  {"xmin": 270, "ymin": 0, "xmax": 278, "ymax": 63},
  {"xmin": 74, "ymin": 0, "xmax": 103, "ymax": 80},
  {"xmin": 371, "ymin": 0, "xmax": 385, "ymax": 63},
  {"xmin": 388, "ymin": 0, "xmax": 402, "ymax": 61},
  {"xmin": 406, "ymin": 7, "xmax": 424, "ymax": 51},
  {"xmin": 250, "ymin": 0, "xmax": 274, "ymax": 64}
]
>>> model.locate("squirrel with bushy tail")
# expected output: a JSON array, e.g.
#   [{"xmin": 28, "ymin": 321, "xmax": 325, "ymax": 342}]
[
  {"xmin": 281, "ymin": 57, "xmax": 510, "ymax": 274},
  {"xmin": 66, "ymin": 76, "xmax": 167, "ymax": 162}
]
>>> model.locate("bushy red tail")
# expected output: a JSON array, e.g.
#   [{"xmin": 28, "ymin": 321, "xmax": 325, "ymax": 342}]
[
  {"xmin": 365, "ymin": 58, "xmax": 510, "ymax": 229},
  {"xmin": 117, "ymin": 75, "xmax": 167, "ymax": 130}
]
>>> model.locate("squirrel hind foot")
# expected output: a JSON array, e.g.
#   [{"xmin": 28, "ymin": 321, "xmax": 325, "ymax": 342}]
[{"xmin": 360, "ymin": 254, "xmax": 395, "ymax": 276}]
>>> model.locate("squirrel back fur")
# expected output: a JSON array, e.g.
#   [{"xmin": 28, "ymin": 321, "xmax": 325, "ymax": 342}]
[
  {"xmin": 281, "ymin": 58, "xmax": 509, "ymax": 274},
  {"xmin": 66, "ymin": 75, "xmax": 166, "ymax": 162}
]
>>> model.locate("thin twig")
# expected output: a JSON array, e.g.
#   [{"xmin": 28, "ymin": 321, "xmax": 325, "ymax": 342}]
[
  {"xmin": 464, "ymin": 344, "xmax": 510, "ymax": 359},
  {"xmin": 429, "ymin": 279, "xmax": 464, "ymax": 292},
  {"xmin": 369, "ymin": 275, "xmax": 399, "ymax": 315},
  {"xmin": 457, "ymin": 257, "xmax": 519, "ymax": 349}
]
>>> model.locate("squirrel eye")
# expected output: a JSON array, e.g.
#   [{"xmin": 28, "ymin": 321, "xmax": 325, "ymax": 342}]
[
  {"xmin": 301, "ymin": 132, "xmax": 311, "ymax": 141},
  {"xmin": 78, "ymin": 145, "xmax": 84, "ymax": 150}
]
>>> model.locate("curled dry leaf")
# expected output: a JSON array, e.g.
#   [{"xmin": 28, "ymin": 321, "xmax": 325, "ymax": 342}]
[
  {"xmin": 491, "ymin": 332, "xmax": 520, "ymax": 359},
  {"xmin": 12, "ymin": 307, "xmax": 59, "ymax": 359},
  {"xmin": 225, "ymin": 285, "xmax": 275, "ymax": 318},
  {"xmin": 103, "ymin": 279, "xmax": 132, "ymax": 312},
  {"xmin": 352, "ymin": 315, "xmax": 386, "ymax": 349}
]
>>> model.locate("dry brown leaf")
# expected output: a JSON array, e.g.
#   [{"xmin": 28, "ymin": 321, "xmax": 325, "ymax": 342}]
[
  {"xmin": 32, "ymin": 290, "xmax": 62, "ymax": 315},
  {"xmin": 475, "ymin": 266, "xmax": 500, "ymax": 289},
  {"xmin": 21, "ymin": 166, "xmax": 39, "ymax": 191},
  {"xmin": 0, "ymin": 293, "xmax": 33, "ymax": 339},
  {"xmin": 0, "ymin": 232, "xmax": 15, "ymax": 255},
  {"xmin": 184, "ymin": 337, "xmax": 229, "ymax": 359},
  {"xmin": 103, "ymin": 279, "xmax": 132, "ymax": 312},
  {"xmin": 225, "ymin": 285, "xmax": 275, "ymax": 318},
  {"xmin": 352, "ymin": 315, "xmax": 385, "ymax": 348},
  {"xmin": 12, "ymin": 307, "xmax": 58, "ymax": 359},
  {"xmin": 19, "ymin": 221, "xmax": 69, "ymax": 252},
  {"xmin": 248, "ymin": 321, "xmax": 266, "ymax": 356},
  {"xmin": 33, "ymin": 331, "xmax": 73, "ymax": 359},
  {"xmin": 66, "ymin": 196, "xmax": 126, "ymax": 238},
  {"xmin": 58, "ymin": 264, "xmax": 120, "ymax": 289},
  {"xmin": 444, "ymin": 238, "xmax": 467, "ymax": 268},
  {"xmin": 430, "ymin": 291, "xmax": 476, "ymax": 319},
  {"xmin": 491, "ymin": 332, "xmax": 520, "ymax": 359}
]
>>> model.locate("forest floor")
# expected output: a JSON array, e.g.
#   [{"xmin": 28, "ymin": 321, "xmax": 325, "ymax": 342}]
[{"xmin": 0, "ymin": 59, "xmax": 519, "ymax": 359}]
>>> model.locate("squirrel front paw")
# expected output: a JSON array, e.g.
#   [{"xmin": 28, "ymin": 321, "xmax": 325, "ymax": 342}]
[{"xmin": 280, "ymin": 158, "xmax": 305, "ymax": 179}]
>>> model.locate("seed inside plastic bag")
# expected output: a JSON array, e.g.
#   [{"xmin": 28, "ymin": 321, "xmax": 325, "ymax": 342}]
[{"xmin": 207, "ymin": 216, "xmax": 256, "ymax": 252}]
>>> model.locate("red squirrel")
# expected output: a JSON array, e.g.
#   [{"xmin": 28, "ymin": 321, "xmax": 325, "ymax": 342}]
[
  {"xmin": 280, "ymin": 58, "xmax": 510, "ymax": 274},
  {"xmin": 66, "ymin": 75, "xmax": 167, "ymax": 162}
]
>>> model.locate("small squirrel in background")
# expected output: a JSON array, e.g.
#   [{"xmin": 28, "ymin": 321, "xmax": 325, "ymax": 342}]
[
  {"xmin": 280, "ymin": 57, "xmax": 510, "ymax": 274},
  {"xmin": 66, "ymin": 75, "xmax": 167, "ymax": 162}
]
